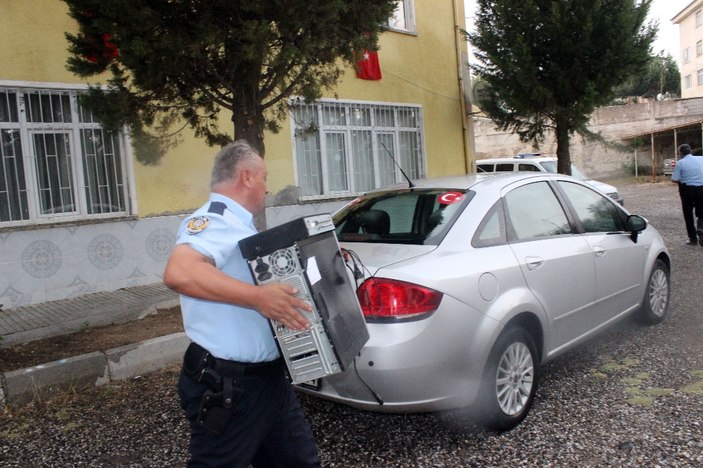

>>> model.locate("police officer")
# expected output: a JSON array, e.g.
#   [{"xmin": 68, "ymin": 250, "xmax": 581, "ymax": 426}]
[
  {"xmin": 163, "ymin": 140, "xmax": 321, "ymax": 467},
  {"xmin": 672, "ymin": 143, "xmax": 703, "ymax": 246}
]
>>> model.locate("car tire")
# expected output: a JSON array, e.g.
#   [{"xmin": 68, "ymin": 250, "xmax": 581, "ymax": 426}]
[
  {"xmin": 639, "ymin": 259, "xmax": 670, "ymax": 325},
  {"xmin": 476, "ymin": 326, "xmax": 539, "ymax": 432}
]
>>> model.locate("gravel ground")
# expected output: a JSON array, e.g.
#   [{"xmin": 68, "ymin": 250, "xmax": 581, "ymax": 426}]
[{"xmin": 2, "ymin": 178, "xmax": 702, "ymax": 467}]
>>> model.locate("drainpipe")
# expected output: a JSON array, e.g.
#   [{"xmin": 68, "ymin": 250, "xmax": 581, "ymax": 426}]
[
  {"xmin": 123, "ymin": 129, "xmax": 139, "ymax": 215},
  {"xmin": 452, "ymin": 0, "xmax": 474, "ymax": 174}
]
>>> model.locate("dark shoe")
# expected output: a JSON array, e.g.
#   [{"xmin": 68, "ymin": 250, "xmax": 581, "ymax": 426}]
[
  {"xmin": 686, "ymin": 239, "xmax": 698, "ymax": 246},
  {"xmin": 698, "ymin": 229, "xmax": 703, "ymax": 246}
]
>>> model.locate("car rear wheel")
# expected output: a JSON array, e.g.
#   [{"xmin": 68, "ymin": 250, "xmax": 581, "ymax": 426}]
[
  {"xmin": 477, "ymin": 327, "xmax": 539, "ymax": 431},
  {"xmin": 639, "ymin": 259, "xmax": 670, "ymax": 325}
]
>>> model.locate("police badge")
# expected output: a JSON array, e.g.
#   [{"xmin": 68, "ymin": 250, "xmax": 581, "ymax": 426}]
[{"xmin": 186, "ymin": 216, "xmax": 209, "ymax": 234}]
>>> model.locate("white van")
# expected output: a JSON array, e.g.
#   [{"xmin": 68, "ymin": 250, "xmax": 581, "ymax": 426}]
[{"xmin": 476, "ymin": 155, "xmax": 624, "ymax": 205}]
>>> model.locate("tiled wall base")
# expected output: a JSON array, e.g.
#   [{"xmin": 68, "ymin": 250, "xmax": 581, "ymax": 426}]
[
  {"xmin": 0, "ymin": 215, "xmax": 183, "ymax": 309},
  {"xmin": 0, "ymin": 200, "xmax": 347, "ymax": 309}
]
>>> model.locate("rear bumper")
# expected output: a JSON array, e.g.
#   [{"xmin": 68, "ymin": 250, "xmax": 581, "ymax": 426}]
[{"xmin": 296, "ymin": 295, "xmax": 499, "ymax": 412}]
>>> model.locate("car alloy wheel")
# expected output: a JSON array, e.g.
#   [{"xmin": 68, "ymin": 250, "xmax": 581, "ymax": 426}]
[
  {"xmin": 478, "ymin": 326, "xmax": 539, "ymax": 431},
  {"xmin": 495, "ymin": 341, "xmax": 534, "ymax": 416},
  {"xmin": 640, "ymin": 259, "xmax": 670, "ymax": 325}
]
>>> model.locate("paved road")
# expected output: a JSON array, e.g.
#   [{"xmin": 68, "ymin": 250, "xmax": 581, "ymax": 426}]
[{"xmin": 2, "ymin": 179, "xmax": 702, "ymax": 466}]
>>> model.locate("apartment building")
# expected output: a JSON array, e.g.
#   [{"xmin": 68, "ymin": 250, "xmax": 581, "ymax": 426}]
[{"xmin": 674, "ymin": 0, "xmax": 703, "ymax": 98}]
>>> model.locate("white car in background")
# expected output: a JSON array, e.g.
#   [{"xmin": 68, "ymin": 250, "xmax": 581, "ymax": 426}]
[
  {"xmin": 476, "ymin": 155, "xmax": 624, "ymax": 205},
  {"xmin": 663, "ymin": 158, "xmax": 676, "ymax": 176}
]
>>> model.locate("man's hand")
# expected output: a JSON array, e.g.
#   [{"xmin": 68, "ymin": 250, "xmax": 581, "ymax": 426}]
[
  {"xmin": 165, "ymin": 245, "xmax": 313, "ymax": 330},
  {"xmin": 255, "ymin": 283, "xmax": 312, "ymax": 331}
]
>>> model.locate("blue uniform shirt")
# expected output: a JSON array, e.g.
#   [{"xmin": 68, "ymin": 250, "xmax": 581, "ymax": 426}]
[
  {"xmin": 672, "ymin": 154, "xmax": 703, "ymax": 186},
  {"xmin": 175, "ymin": 193, "xmax": 279, "ymax": 363}
]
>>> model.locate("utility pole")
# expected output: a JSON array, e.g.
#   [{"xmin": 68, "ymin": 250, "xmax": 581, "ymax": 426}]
[{"xmin": 660, "ymin": 54, "xmax": 664, "ymax": 97}]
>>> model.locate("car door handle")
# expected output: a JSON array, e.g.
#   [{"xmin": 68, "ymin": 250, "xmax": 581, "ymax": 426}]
[
  {"xmin": 525, "ymin": 256, "xmax": 544, "ymax": 271},
  {"xmin": 593, "ymin": 246, "xmax": 606, "ymax": 257}
]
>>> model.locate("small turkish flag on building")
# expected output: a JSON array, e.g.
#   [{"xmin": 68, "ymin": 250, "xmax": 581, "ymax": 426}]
[
  {"xmin": 354, "ymin": 49, "xmax": 382, "ymax": 80},
  {"xmin": 84, "ymin": 33, "xmax": 119, "ymax": 64}
]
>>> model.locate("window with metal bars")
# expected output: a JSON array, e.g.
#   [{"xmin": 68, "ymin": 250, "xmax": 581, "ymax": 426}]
[
  {"xmin": 0, "ymin": 87, "xmax": 128, "ymax": 226},
  {"xmin": 291, "ymin": 100, "xmax": 425, "ymax": 199},
  {"xmin": 389, "ymin": 0, "xmax": 416, "ymax": 33}
]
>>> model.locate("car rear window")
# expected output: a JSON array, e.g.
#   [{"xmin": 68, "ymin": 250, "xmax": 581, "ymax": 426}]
[
  {"xmin": 495, "ymin": 163, "xmax": 514, "ymax": 171},
  {"xmin": 539, "ymin": 161, "xmax": 588, "ymax": 181},
  {"xmin": 333, "ymin": 188, "xmax": 473, "ymax": 245},
  {"xmin": 517, "ymin": 163, "xmax": 541, "ymax": 172}
]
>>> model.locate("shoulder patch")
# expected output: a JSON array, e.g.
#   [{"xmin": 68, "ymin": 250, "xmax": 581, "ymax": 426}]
[
  {"xmin": 208, "ymin": 201, "xmax": 227, "ymax": 215},
  {"xmin": 186, "ymin": 216, "xmax": 209, "ymax": 234}
]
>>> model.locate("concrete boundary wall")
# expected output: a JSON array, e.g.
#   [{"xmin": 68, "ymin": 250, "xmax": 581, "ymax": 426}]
[{"xmin": 472, "ymin": 97, "xmax": 703, "ymax": 180}]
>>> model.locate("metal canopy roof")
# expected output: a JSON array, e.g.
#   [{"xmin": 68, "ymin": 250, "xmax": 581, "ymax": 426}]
[{"xmin": 621, "ymin": 119, "xmax": 703, "ymax": 141}]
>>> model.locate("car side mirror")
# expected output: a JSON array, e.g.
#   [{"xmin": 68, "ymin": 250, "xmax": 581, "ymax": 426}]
[{"xmin": 626, "ymin": 215, "xmax": 647, "ymax": 243}]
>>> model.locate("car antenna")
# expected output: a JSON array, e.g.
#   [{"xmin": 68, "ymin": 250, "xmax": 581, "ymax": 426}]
[{"xmin": 380, "ymin": 142, "xmax": 415, "ymax": 189}]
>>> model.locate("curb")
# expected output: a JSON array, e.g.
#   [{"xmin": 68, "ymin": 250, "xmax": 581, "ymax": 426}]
[{"xmin": 0, "ymin": 332, "xmax": 191, "ymax": 409}]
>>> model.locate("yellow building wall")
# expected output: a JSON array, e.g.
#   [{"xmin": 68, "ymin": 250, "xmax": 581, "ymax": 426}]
[
  {"xmin": 265, "ymin": 0, "xmax": 470, "ymax": 194},
  {"xmin": 2, "ymin": 0, "xmax": 470, "ymax": 217},
  {"xmin": 134, "ymin": 135, "xmax": 217, "ymax": 217},
  {"xmin": 1, "ymin": 1, "xmax": 82, "ymax": 83}
]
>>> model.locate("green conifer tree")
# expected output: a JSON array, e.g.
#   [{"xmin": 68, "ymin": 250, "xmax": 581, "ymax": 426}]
[
  {"xmin": 63, "ymin": 0, "xmax": 396, "ymax": 158},
  {"xmin": 467, "ymin": 0, "xmax": 657, "ymax": 174}
]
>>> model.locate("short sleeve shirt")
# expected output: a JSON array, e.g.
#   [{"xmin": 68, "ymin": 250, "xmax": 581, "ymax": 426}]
[
  {"xmin": 175, "ymin": 193, "xmax": 279, "ymax": 362},
  {"xmin": 672, "ymin": 154, "xmax": 703, "ymax": 187}
]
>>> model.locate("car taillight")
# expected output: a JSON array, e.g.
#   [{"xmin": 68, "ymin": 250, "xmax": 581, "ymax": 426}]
[{"xmin": 357, "ymin": 278, "xmax": 443, "ymax": 321}]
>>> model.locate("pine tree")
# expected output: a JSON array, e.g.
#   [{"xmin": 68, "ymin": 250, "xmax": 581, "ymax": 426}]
[
  {"xmin": 63, "ymin": 0, "xmax": 396, "ymax": 158},
  {"xmin": 467, "ymin": 0, "xmax": 656, "ymax": 174}
]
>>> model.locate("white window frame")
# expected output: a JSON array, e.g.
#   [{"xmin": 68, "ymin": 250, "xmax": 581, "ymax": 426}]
[
  {"xmin": 696, "ymin": 10, "xmax": 703, "ymax": 28},
  {"xmin": 697, "ymin": 40, "xmax": 703, "ymax": 56},
  {"xmin": 683, "ymin": 47, "xmax": 691, "ymax": 64},
  {"xmin": 290, "ymin": 99, "xmax": 426, "ymax": 201},
  {"xmin": 685, "ymin": 74, "xmax": 693, "ymax": 89},
  {"xmin": 0, "ymin": 84, "xmax": 131, "ymax": 227},
  {"xmin": 697, "ymin": 69, "xmax": 703, "ymax": 86},
  {"xmin": 388, "ymin": 0, "xmax": 416, "ymax": 34}
]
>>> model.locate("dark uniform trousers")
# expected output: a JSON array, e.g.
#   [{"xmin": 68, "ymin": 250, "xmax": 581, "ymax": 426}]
[
  {"xmin": 679, "ymin": 184, "xmax": 703, "ymax": 241},
  {"xmin": 178, "ymin": 352, "xmax": 320, "ymax": 468}
]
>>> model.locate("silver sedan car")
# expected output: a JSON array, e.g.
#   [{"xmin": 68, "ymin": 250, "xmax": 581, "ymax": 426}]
[{"xmin": 298, "ymin": 172, "xmax": 671, "ymax": 431}]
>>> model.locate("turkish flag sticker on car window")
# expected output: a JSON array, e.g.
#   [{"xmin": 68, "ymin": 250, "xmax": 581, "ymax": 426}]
[
  {"xmin": 438, "ymin": 192, "xmax": 463, "ymax": 205},
  {"xmin": 349, "ymin": 196, "xmax": 365, "ymax": 206}
]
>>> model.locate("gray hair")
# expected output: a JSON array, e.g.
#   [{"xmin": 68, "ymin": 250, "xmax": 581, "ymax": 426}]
[{"xmin": 210, "ymin": 140, "xmax": 261, "ymax": 189}]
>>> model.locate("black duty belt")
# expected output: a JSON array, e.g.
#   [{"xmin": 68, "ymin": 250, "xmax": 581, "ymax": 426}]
[{"xmin": 184, "ymin": 341, "xmax": 283, "ymax": 380}]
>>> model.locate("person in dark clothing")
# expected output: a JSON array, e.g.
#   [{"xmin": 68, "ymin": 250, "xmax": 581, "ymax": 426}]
[{"xmin": 671, "ymin": 143, "xmax": 703, "ymax": 246}]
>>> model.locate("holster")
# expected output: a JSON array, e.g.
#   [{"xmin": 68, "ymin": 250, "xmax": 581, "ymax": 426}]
[
  {"xmin": 198, "ymin": 377, "xmax": 245, "ymax": 434},
  {"xmin": 183, "ymin": 342, "xmax": 246, "ymax": 435}
]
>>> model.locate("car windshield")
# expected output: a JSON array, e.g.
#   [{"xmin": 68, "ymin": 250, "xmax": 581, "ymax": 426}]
[
  {"xmin": 333, "ymin": 188, "xmax": 473, "ymax": 245},
  {"xmin": 538, "ymin": 161, "xmax": 587, "ymax": 181}
]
